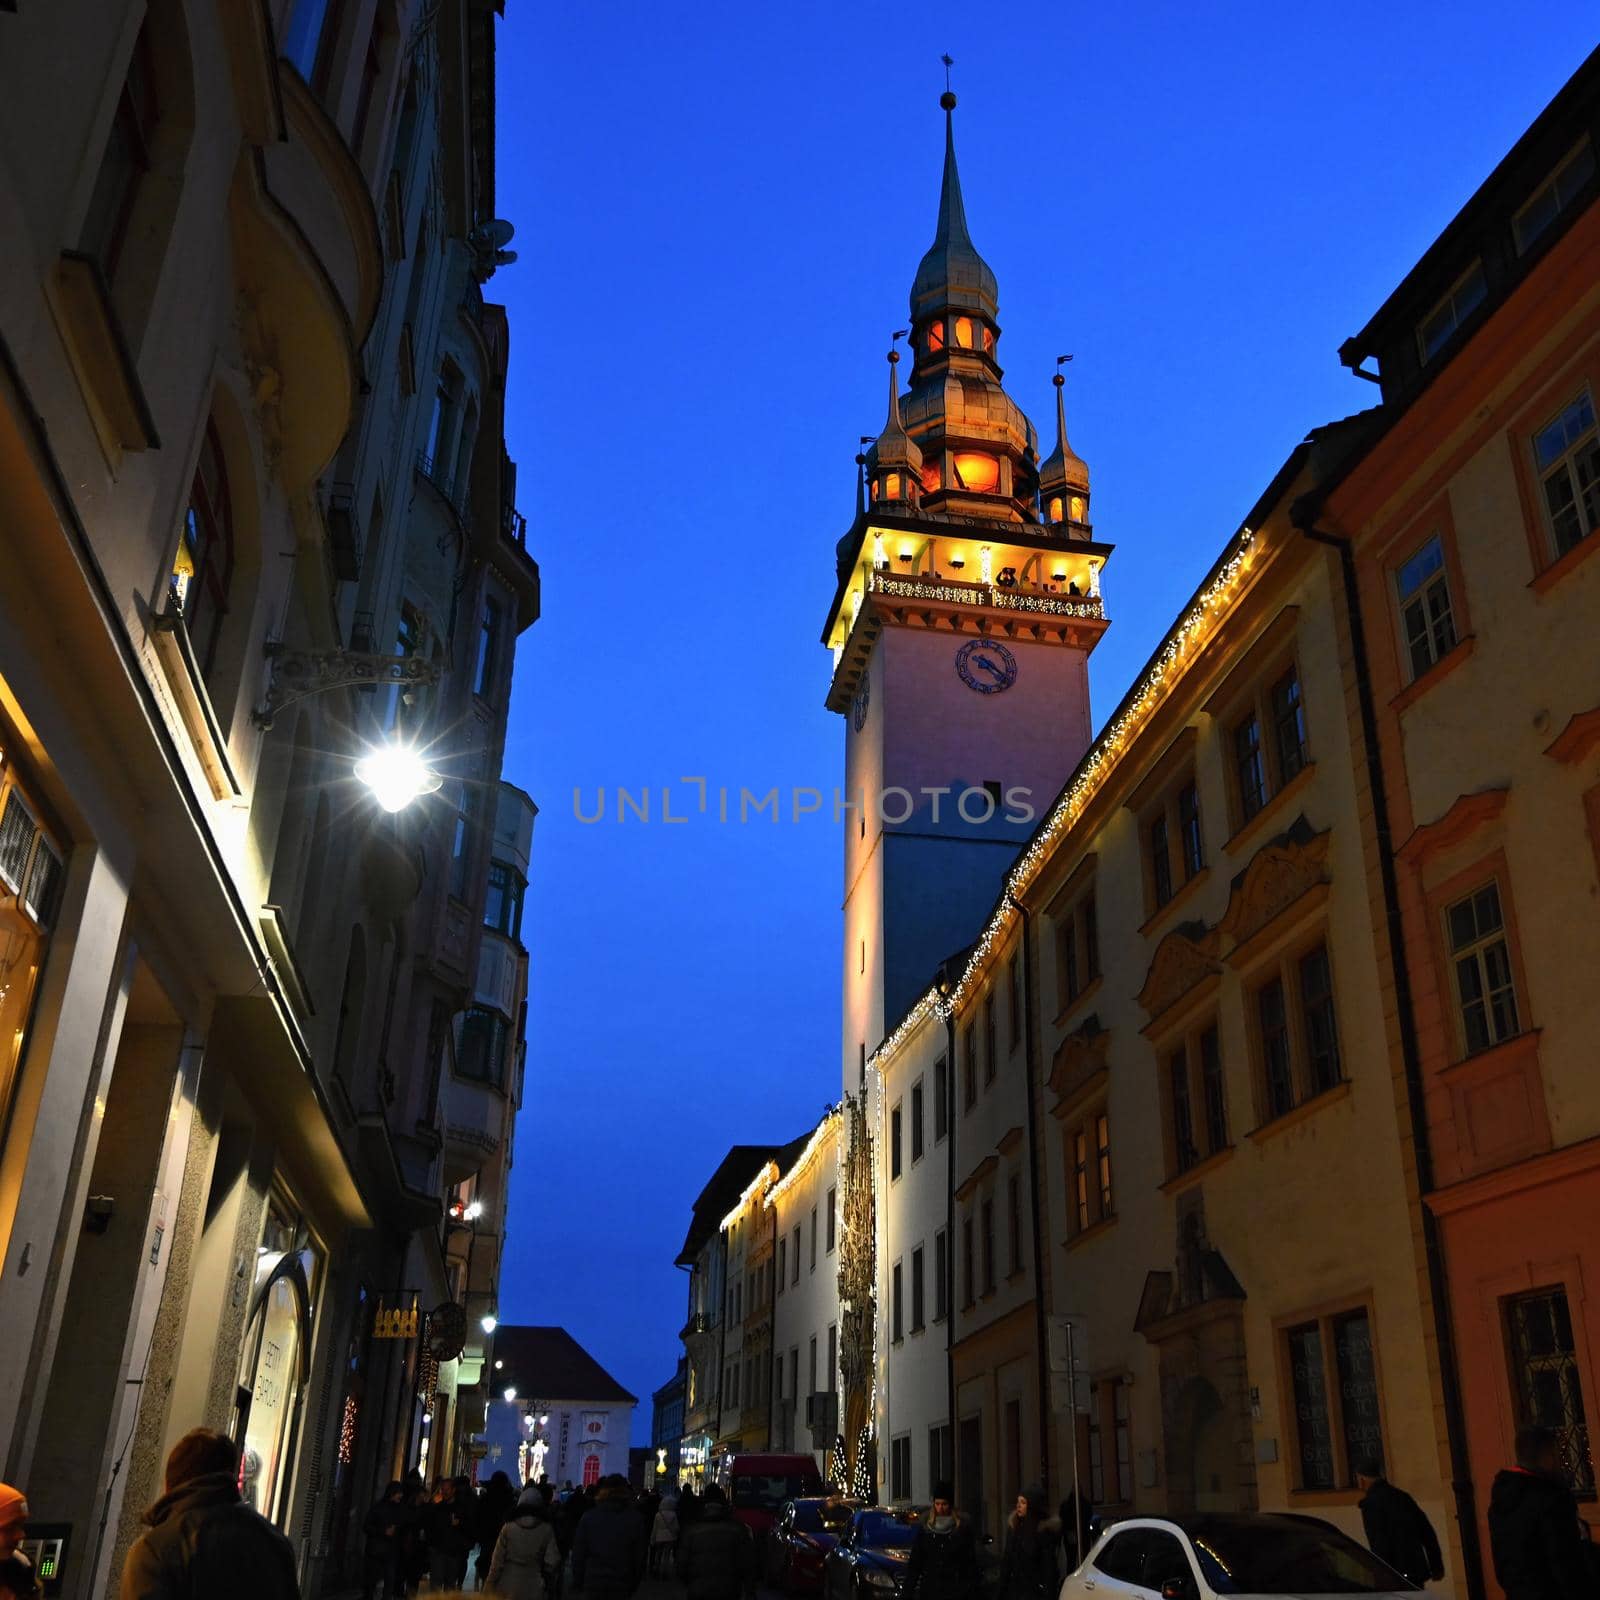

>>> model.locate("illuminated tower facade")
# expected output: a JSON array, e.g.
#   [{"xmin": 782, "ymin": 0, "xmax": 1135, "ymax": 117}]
[{"xmin": 824, "ymin": 92, "xmax": 1114, "ymax": 1090}]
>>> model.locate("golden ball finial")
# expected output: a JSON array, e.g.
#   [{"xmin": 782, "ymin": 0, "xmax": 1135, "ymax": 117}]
[{"xmin": 940, "ymin": 90, "xmax": 957, "ymax": 111}]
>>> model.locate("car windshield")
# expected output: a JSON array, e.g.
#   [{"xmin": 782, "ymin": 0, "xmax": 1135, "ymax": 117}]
[
  {"xmin": 1188, "ymin": 1518, "xmax": 1410, "ymax": 1594},
  {"xmin": 733, "ymin": 1475, "xmax": 816, "ymax": 1511},
  {"xmin": 792, "ymin": 1504, "xmax": 824, "ymax": 1532},
  {"xmin": 857, "ymin": 1512, "xmax": 920, "ymax": 1549}
]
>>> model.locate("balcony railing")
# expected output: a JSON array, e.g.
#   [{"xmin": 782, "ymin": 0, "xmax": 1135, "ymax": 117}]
[
  {"xmin": 866, "ymin": 566, "xmax": 1103, "ymax": 619},
  {"xmin": 416, "ymin": 449, "xmax": 471, "ymax": 527}
]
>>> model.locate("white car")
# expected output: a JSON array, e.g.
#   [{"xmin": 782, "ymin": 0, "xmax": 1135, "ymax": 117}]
[{"xmin": 1059, "ymin": 1512, "xmax": 1421, "ymax": 1599}]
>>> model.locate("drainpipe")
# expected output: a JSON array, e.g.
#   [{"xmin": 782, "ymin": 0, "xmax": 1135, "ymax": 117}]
[
  {"xmin": 938, "ymin": 969, "xmax": 958, "ymax": 1499},
  {"xmin": 1008, "ymin": 897, "xmax": 1053, "ymax": 1499},
  {"xmin": 1291, "ymin": 501, "xmax": 1485, "ymax": 1600}
]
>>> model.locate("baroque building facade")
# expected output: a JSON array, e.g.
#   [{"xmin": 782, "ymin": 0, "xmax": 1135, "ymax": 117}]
[
  {"xmin": 677, "ymin": 49, "xmax": 1600, "ymax": 1600},
  {"xmin": 0, "ymin": 1, "xmax": 538, "ymax": 1594}
]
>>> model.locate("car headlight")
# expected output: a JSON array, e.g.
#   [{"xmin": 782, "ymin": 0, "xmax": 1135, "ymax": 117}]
[{"xmin": 861, "ymin": 1568, "xmax": 897, "ymax": 1589}]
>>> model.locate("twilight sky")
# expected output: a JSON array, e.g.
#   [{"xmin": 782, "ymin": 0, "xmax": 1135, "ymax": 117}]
[{"xmin": 489, "ymin": 1, "xmax": 1597, "ymax": 1439}]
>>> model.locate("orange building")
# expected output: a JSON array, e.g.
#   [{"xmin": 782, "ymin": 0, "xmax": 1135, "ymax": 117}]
[{"xmin": 1311, "ymin": 47, "xmax": 1600, "ymax": 1593}]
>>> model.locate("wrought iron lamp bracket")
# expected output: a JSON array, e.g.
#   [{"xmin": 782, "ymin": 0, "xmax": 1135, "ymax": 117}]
[{"xmin": 252, "ymin": 641, "xmax": 443, "ymax": 729}]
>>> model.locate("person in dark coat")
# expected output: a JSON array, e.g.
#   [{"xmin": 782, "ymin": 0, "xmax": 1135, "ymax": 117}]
[
  {"xmin": 426, "ymin": 1478, "xmax": 474, "ymax": 1592},
  {"xmin": 903, "ymin": 1482, "xmax": 979, "ymax": 1600},
  {"xmin": 475, "ymin": 1471, "xmax": 518, "ymax": 1591},
  {"xmin": 1354, "ymin": 1460, "xmax": 1444, "ymax": 1586},
  {"xmin": 1488, "ymin": 1425, "xmax": 1592, "ymax": 1600},
  {"xmin": 361, "ymin": 1481, "xmax": 409, "ymax": 1600},
  {"xmin": 118, "ymin": 1429, "xmax": 300, "ymax": 1600},
  {"xmin": 571, "ymin": 1477, "xmax": 646, "ymax": 1600},
  {"xmin": 676, "ymin": 1485, "xmax": 753, "ymax": 1600},
  {"xmin": 998, "ymin": 1487, "xmax": 1058, "ymax": 1600},
  {"xmin": 1056, "ymin": 1488, "xmax": 1090, "ymax": 1575},
  {"xmin": 0, "ymin": 1485, "xmax": 41, "ymax": 1600}
]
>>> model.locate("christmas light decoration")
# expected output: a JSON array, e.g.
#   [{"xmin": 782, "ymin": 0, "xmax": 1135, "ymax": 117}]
[
  {"xmin": 719, "ymin": 1161, "xmax": 779, "ymax": 1233},
  {"xmin": 763, "ymin": 1109, "xmax": 841, "ymax": 1209},
  {"xmin": 831, "ymin": 1435, "xmax": 848, "ymax": 1488},
  {"xmin": 338, "ymin": 1396, "xmax": 358, "ymax": 1466}
]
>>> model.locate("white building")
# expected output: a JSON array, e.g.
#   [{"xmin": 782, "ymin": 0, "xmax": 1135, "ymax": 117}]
[{"xmin": 479, "ymin": 1326, "xmax": 636, "ymax": 1488}]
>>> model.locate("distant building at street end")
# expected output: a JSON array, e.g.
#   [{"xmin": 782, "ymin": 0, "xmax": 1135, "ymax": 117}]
[
  {"xmin": 479, "ymin": 1326, "xmax": 636, "ymax": 1488},
  {"xmin": 651, "ymin": 1357, "xmax": 687, "ymax": 1489}
]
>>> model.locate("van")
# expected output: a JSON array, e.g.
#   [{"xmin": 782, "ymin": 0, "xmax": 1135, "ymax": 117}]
[{"xmin": 718, "ymin": 1452, "xmax": 825, "ymax": 1542}]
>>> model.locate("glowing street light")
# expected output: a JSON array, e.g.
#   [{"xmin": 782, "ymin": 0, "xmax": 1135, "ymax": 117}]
[
  {"xmin": 464, "ymin": 1199, "xmax": 484, "ymax": 1222},
  {"xmin": 354, "ymin": 741, "xmax": 443, "ymax": 813},
  {"xmin": 480, "ymin": 1314, "xmax": 498, "ymax": 1334},
  {"xmin": 503, "ymin": 1386, "xmax": 517, "ymax": 1403}
]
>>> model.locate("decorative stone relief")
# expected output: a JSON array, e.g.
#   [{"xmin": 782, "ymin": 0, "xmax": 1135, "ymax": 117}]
[
  {"xmin": 1137, "ymin": 924, "xmax": 1222, "ymax": 1023},
  {"xmin": 1217, "ymin": 817, "xmax": 1330, "ymax": 952}
]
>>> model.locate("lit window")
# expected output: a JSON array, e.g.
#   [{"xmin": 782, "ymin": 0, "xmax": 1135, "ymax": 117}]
[
  {"xmin": 1514, "ymin": 138, "xmax": 1596, "ymax": 255},
  {"xmin": 171, "ymin": 422, "xmax": 234, "ymax": 684},
  {"xmin": 1395, "ymin": 534, "xmax": 1457, "ymax": 678},
  {"xmin": 1447, "ymin": 882, "xmax": 1520, "ymax": 1054},
  {"xmin": 926, "ymin": 320, "xmax": 945, "ymax": 353},
  {"xmin": 954, "ymin": 317, "xmax": 974, "ymax": 349},
  {"xmin": 1416, "ymin": 261, "xmax": 1487, "ymax": 364},
  {"xmin": 885, "ymin": 473, "xmax": 901, "ymax": 499},
  {"xmin": 1048, "ymin": 496, "xmax": 1064, "ymax": 522},
  {"xmin": 951, "ymin": 453, "xmax": 999, "ymax": 494},
  {"xmin": 1069, "ymin": 495, "xmax": 1086, "ymax": 523},
  {"xmin": 1534, "ymin": 389, "xmax": 1600, "ymax": 558},
  {"xmin": 981, "ymin": 325, "xmax": 995, "ymax": 354}
]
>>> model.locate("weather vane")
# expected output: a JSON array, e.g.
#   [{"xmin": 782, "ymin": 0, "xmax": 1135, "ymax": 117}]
[
  {"xmin": 1054, "ymin": 353, "xmax": 1074, "ymax": 388},
  {"xmin": 941, "ymin": 54, "xmax": 954, "ymax": 91}
]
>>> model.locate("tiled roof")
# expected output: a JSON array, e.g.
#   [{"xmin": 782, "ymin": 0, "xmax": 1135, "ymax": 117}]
[{"xmin": 492, "ymin": 1326, "xmax": 636, "ymax": 1405}]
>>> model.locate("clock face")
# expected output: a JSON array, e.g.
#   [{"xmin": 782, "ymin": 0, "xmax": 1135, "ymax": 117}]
[
  {"xmin": 851, "ymin": 675, "xmax": 870, "ymax": 732},
  {"xmin": 955, "ymin": 639, "xmax": 1019, "ymax": 695}
]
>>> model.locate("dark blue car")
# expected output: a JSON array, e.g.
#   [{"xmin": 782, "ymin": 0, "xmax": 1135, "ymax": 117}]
[{"xmin": 823, "ymin": 1508, "xmax": 923, "ymax": 1600}]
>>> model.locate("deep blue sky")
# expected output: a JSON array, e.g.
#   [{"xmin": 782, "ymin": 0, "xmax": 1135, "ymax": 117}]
[{"xmin": 491, "ymin": 3, "xmax": 1597, "ymax": 1439}]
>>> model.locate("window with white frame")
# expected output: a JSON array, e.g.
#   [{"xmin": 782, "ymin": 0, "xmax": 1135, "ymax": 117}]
[
  {"xmin": 1446, "ymin": 881, "xmax": 1521, "ymax": 1054},
  {"xmin": 1395, "ymin": 534, "xmax": 1457, "ymax": 679},
  {"xmin": 1416, "ymin": 260, "xmax": 1487, "ymax": 364},
  {"xmin": 1514, "ymin": 137, "xmax": 1596, "ymax": 256},
  {"xmin": 1534, "ymin": 388, "xmax": 1600, "ymax": 558}
]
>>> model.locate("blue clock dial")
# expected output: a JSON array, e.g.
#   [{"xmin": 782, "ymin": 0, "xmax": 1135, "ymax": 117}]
[
  {"xmin": 955, "ymin": 639, "xmax": 1018, "ymax": 694},
  {"xmin": 851, "ymin": 676, "xmax": 870, "ymax": 732}
]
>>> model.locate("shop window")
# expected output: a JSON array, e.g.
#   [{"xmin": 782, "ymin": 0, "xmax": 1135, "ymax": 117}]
[
  {"xmin": 1416, "ymin": 259, "xmax": 1486, "ymax": 365},
  {"xmin": 1064, "ymin": 1107, "xmax": 1113, "ymax": 1237},
  {"xmin": 1445, "ymin": 881, "xmax": 1521, "ymax": 1055},
  {"xmin": 1394, "ymin": 534, "xmax": 1458, "ymax": 679},
  {"xmin": 1279, "ymin": 1303, "xmax": 1384, "ymax": 1492},
  {"xmin": 1514, "ymin": 137, "xmax": 1596, "ymax": 255},
  {"xmin": 1505, "ymin": 1287, "xmax": 1595, "ymax": 1494},
  {"xmin": 1534, "ymin": 388, "xmax": 1600, "ymax": 559},
  {"xmin": 170, "ymin": 421, "xmax": 235, "ymax": 685},
  {"xmin": 1250, "ymin": 939, "xmax": 1343, "ymax": 1125}
]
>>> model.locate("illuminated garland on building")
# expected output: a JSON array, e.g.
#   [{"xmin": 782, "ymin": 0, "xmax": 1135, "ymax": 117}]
[
  {"xmin": 763, "ymin": 1108, "xmax": 841, "ymax": 1210},
  {"xmin": 870, "ymin": 528, "xmax": 1261, "ymax": 1068},
  {"xmin": 831, "ymin": 1434, "xmax": 848, "ymax": 1489},
  {"xmin": 719, "ymin": 1161, "xmax": 779, "ymax": 1234},
  {"xmin": 338, "ymin": 1396, "xmax": 358, "ymax": 1466},
  {"xmin": 853, "ymin": 1423, "xmax": 875, "ymax": 1502}
]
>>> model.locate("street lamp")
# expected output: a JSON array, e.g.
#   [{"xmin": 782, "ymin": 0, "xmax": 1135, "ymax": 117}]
[
  {"xmin": 503, "ymin": 1386, "xmax": 517, "ymax": 1403},
  {"xmin": 463, "ymin": 1199, "xmax": 484, "ymax": 1222},
  {"xmin": 354, "ymin": 741, "xmax": 444, "ymax": 813},
  {"xmin": 481, "ymin": 1314, "xmax": 498, "ymax": 1335}
]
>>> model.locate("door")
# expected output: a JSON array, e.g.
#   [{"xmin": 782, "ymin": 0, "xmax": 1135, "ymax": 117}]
[{"xmin": 958, "ymin": 1416, "xmax": 984, "ymax": 1536}]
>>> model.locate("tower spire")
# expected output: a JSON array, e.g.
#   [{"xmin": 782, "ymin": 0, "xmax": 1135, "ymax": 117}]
[
  {"xmin": 934, "ymin": 61, "xmax": 972, "ymax": 251},
  {"xmin": 865, "ymin": 336, "xmax": 921, "ymax": 512},
  {"xmin": 1039, "ymin": 355, "xmax": 1091, "ymax": 532}
]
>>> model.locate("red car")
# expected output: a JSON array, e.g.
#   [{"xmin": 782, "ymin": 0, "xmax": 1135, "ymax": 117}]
[
  {"xmin": 721, "ymin": 1452, "xmax": 825, "ymax": 1544},
  {"xmin": 766, "ymin": 1498, "xmax": 855, "ymax": 1593}
]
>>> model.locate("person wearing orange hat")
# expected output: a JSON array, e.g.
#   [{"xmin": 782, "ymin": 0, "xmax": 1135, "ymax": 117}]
[{"xmin": 0, "ymin": 1484, "xmax": 41, "ymax": 1600}]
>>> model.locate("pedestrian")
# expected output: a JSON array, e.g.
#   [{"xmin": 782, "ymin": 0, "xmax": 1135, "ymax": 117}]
[
  {"xmin": 676, "ymin": 1484, "xmax": 700, "ymax": 1534},
  {"xmin": 401, "ymin": 1479, "xmax": 431, "ymax": 1595},
  {"xmin": 570, "ymin": 1477, "xmax": 646, "ymax": 1600},
  {"xmin": 902, "ymin": 1481, "xmax": 978, "ymax": 1600},
  {"xmin": 487, "ymin": 1485, "xmax": 563, "ymax": 1600},
  {"xmin": 1354, "ymin": 1459, "xmax": 1444, "ymax": 1587},
  {"xmin": 119, "ymin": 1427, "xmax": 299, "ymax": 1600},
  {"xmin": 428, "ymin": 1479, "xmax": 475, "ymax": 1592},
  {"xmin": 677, "ymin": 1484, "xmax": 753, "ymax": 1600},
  {"xmin": 0, "ymin": 1485, "xmax": 41, "ymax": 1600},
  {"xmin": 649, "ymin": 1495, "xmax": 679, "ymax": 1578},
  {"xmin": 1488, "ymin": 1424, "xmax": 1592, "ymax": 1600},
  {"xmin": 362, "ymin": 1480, "xmax": 409, "ymax": 1600},
  {"xmin": 475, "ymin": 1472, "xmax": 519, "ymax": 1592},
  {"xmin": 998, "ymin": 1487, "xmax": 1058, "ymax": 1600},
  {"xmin": 1056, "ymin": 1487, "xmax": 1089, "ymax": 1575}
]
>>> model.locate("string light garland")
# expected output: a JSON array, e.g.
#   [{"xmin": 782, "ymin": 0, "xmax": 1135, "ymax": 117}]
[
  {"xmin": 338, "ymin": 1396, "xmax": 358, "ymax": 1466},
  {"xmin": 719, "ymin": 1161, "xmax": 780, "ymax": 1234},
  {"xmin": 870, "ymin": 527, "xmax": 1261, "ymax": 1071},
  {"xmin": 764, "ymin": 1108, "xmax": 841, "ymax": 1210}
]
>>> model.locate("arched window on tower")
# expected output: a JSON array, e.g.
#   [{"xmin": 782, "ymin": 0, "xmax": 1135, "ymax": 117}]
[
  {"xmin": 1049, "ymin": 496, "xmax": 1064, "ymax": 524},
  {"xmin": 171, "ymin": 421, "xmax": 235, "ymax": 684},
  {"xmin": 954, "ymin": 317, "xmax": 975, "ymax": 349},
  {"xmin": 926, "ymin": 320, "xmax": 945, "ymax": 354},
  {"xmin": 981, "ymin": 325, "xmax": 995, "ymax": 354}
]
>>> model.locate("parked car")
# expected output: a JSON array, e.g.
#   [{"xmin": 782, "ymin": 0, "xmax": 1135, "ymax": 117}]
[
  {"xmin": 768, "ymin": 1497, "xmax": 856, "ymax": 1593},
  {"xmin": 1059, "ymin": 1513, "xmax": 1419, "ymax": 1599},
  {"xmin": 721, "ymin": 1452, "xmax": 826, "ymax": 1545},
  {"xmin": 823, "ymin": 1507, "xmax": 923, "ymax": 1600}
]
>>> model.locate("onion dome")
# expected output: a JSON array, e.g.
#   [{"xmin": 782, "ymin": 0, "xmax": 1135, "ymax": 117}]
[{"xmin": 910, "ymin": 94, "xmax": 998, "ymax": 323}]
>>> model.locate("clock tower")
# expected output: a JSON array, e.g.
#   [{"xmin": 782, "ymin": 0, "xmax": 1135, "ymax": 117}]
[{"xmin": 825, "ymin": 92, "xmax": 1114, "ymax": 1092}]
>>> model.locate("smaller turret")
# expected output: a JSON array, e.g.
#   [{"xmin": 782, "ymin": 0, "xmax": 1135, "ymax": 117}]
[
  {"xmin": 1039, "ymin": 360, "xmax": 1091, "ymax": 537},
  {"xmin": 865, "ymin": 344, "xmax": 922, "ymax": 515}
]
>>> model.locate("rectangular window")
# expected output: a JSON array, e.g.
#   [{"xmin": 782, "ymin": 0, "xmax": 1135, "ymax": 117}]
[
  {"xmin": 892, "ymin": 1261, "xmax": 904, "ymax": 1343},
  {"xmin": 810, "ymin": 1206, "xmax": 818, "ymax": 1269},
  {"xmin": 1072, "ymin": 1130, "xmax": 1089, "ymax": 1232},
  {"xmin": 1148, "ymin": 811, "xmax": 1174, "ymax": 907},
  {"xmin": 80, "ymin": 25, "xmax": 157, "ymax": 278},
  {"xmin": 1299, "ymin": 943, "xmax": 1342, "ymax": 1094},
  {"xmin": 962, "ymin": 1027, "xmax": 977, "ymax": 1110},
  {"xmin": 792, "ymin": 1226, "xmax": 801, "ymax": 1284},
  {"xmin": 1113, "ymin": 1379, "xmax": 1133, "ymax": 1503},
  {"xmin": 1083, "ymin": 892, "xmax": 1100, "ymax": 981},
  {"xmin": 1169, "ymin": 1047, "xmax": 1197, "ymax": 1172},
  {"xmin": 1178, "ymin": 779, "xmax": 1204, "ymax": 880},
  {"xmin": 1417, "ymin": 259, "xmax": 1487, "ymax": 364},
  {"xmin": 475, "ymin": 596, "xmax": 503, "ymax": 699},
  {"xmin": 1058, "ymin": 917, "xmax": 1080, "ymax": 1004},
  {"xmin": 934, "ymin": 1228, "xmax": 948, "ymax": 1321},
  {"xmin": 1007, "ymin": 954, "xmax": 1022, "ymax": 1048},
  {"xmin": 1514, "ymin": 137, "xmax": 1596, "ymax": 255},
  {"xmin": 1096, "ymin": 1113, "xmax": 1113, "ymax": 1218},
  {"xmin": 934, "ymin": 1057, "xmax": 949, "ymax": 1142},
  {"xmin": 809, "ymin": 1336, "xmax": 817, "ymax": 1396},
  {"xmin": 1535, "ymin": 388, "xmax": 1600, "ymax": 558},
  {"xmin": 962, "ymin": 1217, "xmax": 975, "ymax": 1308},
  {"xmin": 1271, "ymin": 667, "xmax": 1308, "ymax": 785},
  {"xmin": 826, "ymin": 1188, "xmax": 837, "ymax": 1252},
  {"xmin": 1505, "ymin": 1286, "xmax": 1595, "ymax": 1495},
  {"xmin": 1007, "ymin": 1174, "xmax": 1023, "ymax": 1276},
  {"xmin": 1448, "ymin": 882, "xmax": 1521, "ymax": 1054},
  {"xmin": 1282, "ymin": 1305, "xmax": 1385, "ymax": 1492},
  {"xmin": 890, "ymin": 1102, "xmax": 903, "ymax": 1180},
  {"xmin": 483, "ymin": 861, "xmax": 526, "ymax": 941},
  {"xmin": 455, "ymin": 1006, "xmax": 508, "ymax": 1088},
  {"xmin": 981, "ymin": 1199, "xmax": 996, "ymax": 1295},
  {"xmin": 827, "ymin": 1324, "xmax": 837, "ymax": 1392},
  {"xmin": 1234, "ymin": 711, "xmax": 1267, "ymax": 820},
  {"xmin": 911, "ymin": 1245, "xmax": 925, "ymax": 1332},
  {"xmin": 890, "ymin": 1434, "xmax": 912, "ymax": 1503},
  {"xmin": 777, "ymin": 1237, "xmax": 786, "ymax": 1293},
  {"xmin": 983, "ymin": 995, "xmax": 997, "ymax": 1084},
  {"xmin": 1395, "ymin": 534, "xmax": 1458, "ymax": 679},
  {"xmin": 1259, "ymin": 977, "xmax": 1294, "ymax": 1119},
  {"xmin": 911, "ymin": 1079, "xmax": 925, "ymax": 1163},
  {"xmin": 1087, "ymin": 1386, "xmax": 1104, "ymax": 1502},
  {"xmin": 1200, "ymin": 1025, "xmax": 1228, "ymax": 1153}
]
